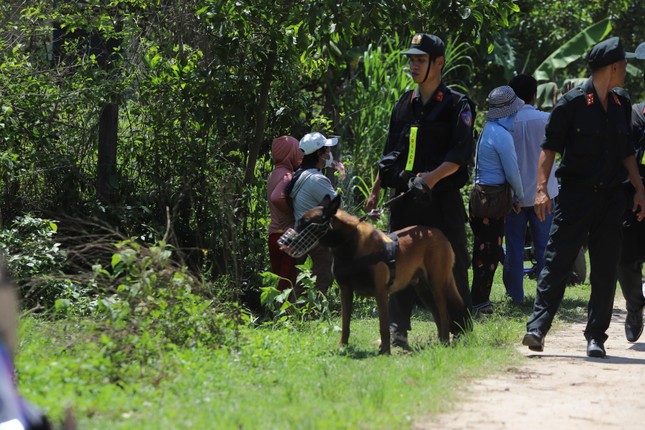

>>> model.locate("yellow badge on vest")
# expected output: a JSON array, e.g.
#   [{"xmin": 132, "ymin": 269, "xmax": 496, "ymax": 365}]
[{"xmin": 406, "ymin": 126, "xmax": 418, "ymax": 171}]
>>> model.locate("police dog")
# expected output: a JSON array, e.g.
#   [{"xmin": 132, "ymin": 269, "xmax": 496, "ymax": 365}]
[{"xmin": 295, "ymin": 194, "xmax": 468, "ymax": 354}]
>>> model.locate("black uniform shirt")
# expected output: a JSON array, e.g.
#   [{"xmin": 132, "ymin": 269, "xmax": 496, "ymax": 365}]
[
  {"xmin": 633, "ymin": 101, "xmax": 645, "ymax": 177},
  {"xmin": 542, "ymin": 78, "xmax": 633, "ymax": 188},
  {"xmin": 383, "ymin": 82, "xmax": 474, "ymax": 187}
]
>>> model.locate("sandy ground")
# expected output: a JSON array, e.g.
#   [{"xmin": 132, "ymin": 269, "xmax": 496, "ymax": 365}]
[{"xmin": 417, "ymin": 295, "xmax": 645, "ymax": 429}]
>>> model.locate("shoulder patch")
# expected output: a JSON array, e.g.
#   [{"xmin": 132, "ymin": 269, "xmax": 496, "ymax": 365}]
[{"xmin": 461, "ymin": 109, "xmax": 473, "ymax": 127}]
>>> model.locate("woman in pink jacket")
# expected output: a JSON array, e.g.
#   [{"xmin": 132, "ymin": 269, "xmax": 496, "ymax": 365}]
[{"xmin": 267, "ymin": 135, "xmax": 303, "ymax": 292}]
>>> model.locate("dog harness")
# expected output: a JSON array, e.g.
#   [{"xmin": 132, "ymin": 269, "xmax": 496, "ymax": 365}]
[
  {"xmin": 382, "ymin": 233, "xmax": 399, "ymax": 288},
  {"xmin": 357, "ymin": 233, "xmax": 399, "ymax": 289}
]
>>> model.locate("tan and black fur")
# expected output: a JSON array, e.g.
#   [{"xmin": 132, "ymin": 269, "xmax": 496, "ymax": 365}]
[{"xmin": 298, "ymin": 195, "xmax": 469, "ymax": 354}]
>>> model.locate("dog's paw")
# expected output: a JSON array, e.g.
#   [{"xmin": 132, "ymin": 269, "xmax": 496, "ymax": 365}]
[{"xmin": 378, "ymin": 347, "xmax": 391, "ymax": 355}]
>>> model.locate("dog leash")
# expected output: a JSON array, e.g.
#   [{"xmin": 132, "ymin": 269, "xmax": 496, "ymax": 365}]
[
  {"xmin": 382, "ymin": 189, "xmax": 412, "ymax": 208},
  {"xmin": 359, "ymin": 189, "xmax": 412, "ymax": 222}
]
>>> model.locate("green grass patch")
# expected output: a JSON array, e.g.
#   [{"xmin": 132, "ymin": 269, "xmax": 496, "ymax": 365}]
[{"xmin": 15, "ymin": 276, "xmax": 591, "ymax": 429}]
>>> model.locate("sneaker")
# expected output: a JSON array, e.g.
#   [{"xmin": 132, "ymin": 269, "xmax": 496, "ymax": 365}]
[{"xmin": 390, "ymin": 324, "xmax": 411, "ymax": 351}]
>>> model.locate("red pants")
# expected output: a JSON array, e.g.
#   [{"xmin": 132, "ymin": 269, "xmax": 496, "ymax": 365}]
[{"xmin": 268, "ymin": 233, "xmax": 298, "ymax": 291}]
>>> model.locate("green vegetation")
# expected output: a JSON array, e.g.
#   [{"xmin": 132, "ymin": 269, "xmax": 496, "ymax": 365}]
[
  {"xmin": 2, "ymin": 1, "xmax": 640, "ymax": 428},
  {"xmin": 16, "ymin": 268, "xmax": 591, "ymax": 429},
  {"xmin": 1, "ymin": 1, "xmax": 641, "ymax": 311}
]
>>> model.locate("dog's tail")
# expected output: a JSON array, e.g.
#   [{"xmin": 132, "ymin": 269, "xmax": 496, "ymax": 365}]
[{"xmin": 447, "ymin": 279, "xmax": 472, "ymax": 335}]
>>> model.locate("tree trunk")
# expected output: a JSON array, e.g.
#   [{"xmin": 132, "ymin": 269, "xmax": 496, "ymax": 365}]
[
  {"xmin": 243, "ymin": 40, "xmax": 277, "ymax": 186},
  {"xmin": 96, "ymin": 102, "xmax": 118, "ymax": 203}
]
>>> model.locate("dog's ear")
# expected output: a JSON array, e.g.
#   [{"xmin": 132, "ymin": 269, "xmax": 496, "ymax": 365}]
[
  {"xmin": 322, "ymin": 194, "xmax": 341, "ymax": 219},
  {"xmin": 320, "ymin": 194, "xmax": 332, "ymax": 208},
  {"xmin": 331, "ymin": 194, "xmax": 342, "ymax": 212}
]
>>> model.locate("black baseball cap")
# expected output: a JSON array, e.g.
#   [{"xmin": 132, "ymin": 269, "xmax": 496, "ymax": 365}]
[
  {"xmin": 587, "ymin": 37, "xmax": 626, "ymax": 70},
  {"xmin": 402, "ymin": 33, "xmax": 445, "ymax": 57}
]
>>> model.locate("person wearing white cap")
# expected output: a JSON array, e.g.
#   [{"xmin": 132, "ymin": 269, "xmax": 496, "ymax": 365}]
[
  {"xmin": 286, "ymin": 132, "xmax": 338, "ymax": 295},
  {"xmin": 523, "ymin": 37, "xmax": 645, "ymax": 358},
  {"xmin": 469, "ymin": 86, "xmax": 525, "ymax": 314}
]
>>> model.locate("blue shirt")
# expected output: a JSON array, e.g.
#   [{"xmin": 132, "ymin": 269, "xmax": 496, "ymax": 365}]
[
  {"xmin": 474, "ymin": 118, "xmax": 524, "ymax": 201},
  {"xmin": 510, "ymin": 105, "xmax": 559, "ymax": 206}
]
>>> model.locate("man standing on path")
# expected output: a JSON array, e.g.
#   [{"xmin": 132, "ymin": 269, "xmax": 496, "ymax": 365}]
[
  {"xmin": 618, "ymin": 42, "xmax": 645, "ymax": 343},
  {"xmin": 365, "ymin": 33, "xmax": 474, "ymax": 348},
  {"xmin": 503, "ymin": 74, "xmax": 559, "ymax": 304},
  {"xmin": 522, "ymin": 37, "xmax": 645, "ymax": 358}
]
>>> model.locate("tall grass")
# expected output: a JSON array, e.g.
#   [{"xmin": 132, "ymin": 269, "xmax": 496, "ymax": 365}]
[{"xmin": 338, "ymin": 36, "xmax": 477, "ymax": 216}]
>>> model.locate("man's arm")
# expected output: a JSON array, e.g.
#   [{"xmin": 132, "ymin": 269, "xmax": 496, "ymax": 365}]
[
  {"xmin": 534, "ymin": 149, "xmax": 556, "ymax": 222},
  {"xmin": 419, "ymin": 161, "xmax": 460, "ymax": 188},
  {"xmin": 365, "ymin": 95, "xmax": 405, "ymax": 212},
  {"xmin": 365, "ymin": 172, "xmax": 382, "ymax": 211},
  {"xmin": 623, "ymin": 155, "xmax": 645, "ymax": 222}
]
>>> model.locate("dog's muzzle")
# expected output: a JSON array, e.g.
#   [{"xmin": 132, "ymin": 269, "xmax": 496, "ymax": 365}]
[{"xmin": 278, "ymin": 222, "xmax": 330, "ymax": 258}]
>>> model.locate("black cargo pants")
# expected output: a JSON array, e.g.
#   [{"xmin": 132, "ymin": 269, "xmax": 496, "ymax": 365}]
[{"xmin": 527, "ymin": 185, "xmax": 625, "ymax": 342}]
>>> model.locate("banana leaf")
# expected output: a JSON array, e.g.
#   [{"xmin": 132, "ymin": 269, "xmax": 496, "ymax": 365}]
[
  {"xmin": 536, "ymin": 82, "xmax": 558, "ymax": 111},
  {"xmin": 534, "ymin": 18, "xmax": 612, "ymax": 82}
]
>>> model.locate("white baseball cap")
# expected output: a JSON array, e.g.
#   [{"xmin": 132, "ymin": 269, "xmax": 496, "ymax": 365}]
[{"xmin": 299, "ymin": 132, "xmax": 338, "ymax": 155}]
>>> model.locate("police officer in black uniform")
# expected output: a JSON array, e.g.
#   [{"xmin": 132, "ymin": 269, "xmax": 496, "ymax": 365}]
[
  {"xmin": 522, "ymin": 37, "xmax": 645, "ymax": 358},
  {"xmin": 619, "ymin": 41, "xmax": 645, "ymax": 342},
  {"xmin": 366, "ymin": 33, "xmax": 474, "ymax": 349}
]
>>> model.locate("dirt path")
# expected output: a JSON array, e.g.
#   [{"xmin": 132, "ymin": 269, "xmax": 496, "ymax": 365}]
[{"xmin": 418, "ymin": 295, "xmax": 645, "ymax": 429}]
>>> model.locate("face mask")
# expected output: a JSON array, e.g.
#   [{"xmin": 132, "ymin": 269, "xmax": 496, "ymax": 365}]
[{"xmin": 324, "ymin": 152, "xmax": 334, "ymax": 169}]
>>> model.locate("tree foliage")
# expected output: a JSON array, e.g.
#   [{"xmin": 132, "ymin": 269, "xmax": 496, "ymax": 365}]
[
  {"xmin": 2, "ymin": 0, "xmax": 525, "ymax": 307},
  {"xmin": 501, "ymin": 0, "xmax": 644, "ymax": 100}
]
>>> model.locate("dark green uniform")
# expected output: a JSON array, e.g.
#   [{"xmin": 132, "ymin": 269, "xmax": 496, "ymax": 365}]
[
  {"xmin": 617, "ymin": 101, "xmax": 645, "ymax": 316},
  {"xmin": 526, "ymin": 78, "xmax": 634, "ymax": 342}
]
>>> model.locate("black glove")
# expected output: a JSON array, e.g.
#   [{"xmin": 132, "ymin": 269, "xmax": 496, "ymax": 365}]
[
  {"xmin": 396, "ymin": 170, "xmax": 414, "ymax": 191},
  {"xmin": 408, "ymin": 176, "xmax": 433, "ymax": 206},
  {"xmin": 408, "ymin": 176, "xmax": 431, "ymax": 194}
]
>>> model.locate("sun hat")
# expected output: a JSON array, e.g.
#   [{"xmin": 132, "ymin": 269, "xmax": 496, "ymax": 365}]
[
  {"xmin": 402, "ymin": 33, "xmax": 445, "ymax": 57},
  {"xmin": 486, "ymin": 86, "xmax": 525, "ymax": 120},
  {"xmin": 299, "ymin": 132, "xmax": 338, "ymax": 155}
]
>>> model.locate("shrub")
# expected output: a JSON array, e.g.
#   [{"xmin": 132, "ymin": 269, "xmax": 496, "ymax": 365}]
[
  {"xmin": 259, "ymin": 257, "xmax": 340, "ymax": 325},
  {"xmin": 0, "ymin": 214, "xmax": 69, "ymax": 309},
  {"xmin": 87, "ymin": 239, "xmax": 243, "ymax": 379}
]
